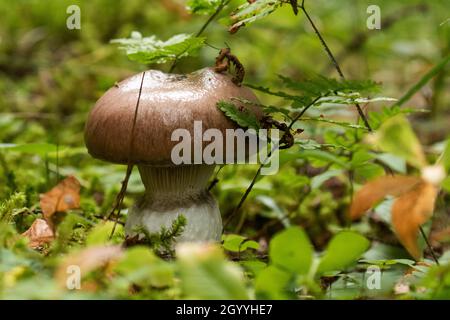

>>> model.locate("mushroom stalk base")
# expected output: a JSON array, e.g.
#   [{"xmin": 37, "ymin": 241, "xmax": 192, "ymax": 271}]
[{"xmin": 125, "ymin": 164, "xmax": 222, "ymax": 242}]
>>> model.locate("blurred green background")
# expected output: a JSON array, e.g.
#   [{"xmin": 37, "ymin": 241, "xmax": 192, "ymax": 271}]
[{"xmin": 0, "ymin": 0, "xmax": 449, "ymax": 300}]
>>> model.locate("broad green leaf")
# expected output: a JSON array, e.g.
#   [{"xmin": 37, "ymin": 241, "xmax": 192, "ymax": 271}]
[
  {"xmin": 177, "ymin": 243, "xmax": 248, "ymax": 299},
  {"xmin": 240, "ymin": 260, "xmax": 267, "ymax": 277},
  {"xmin": 370, "ymin": 115, "xmax": 427, "ymax": 168},
  {"xmin": 360, "ymin": 259, "xmax": 415, "ymax": 268},
  {"xmin": 354, "ymin": 162, "xmax": 385, "ymax": 180},
  {"xmin": 301, "ymin": 117, "xmax": 368, "ymax": 131},
  {"xmin": 114, "ymin": 246, "xmax": 174, "ymax": 288},
  {"xmin": 255, "ymin": 266, "xmax": 292, "ymax": 299},
  {"xmin": 217, "ymin": 101, "xmax": 260, "ymax": 129},
  {"xmin": 222, "ymin": 234, "xmax": 259, "ymax": 252},
  {"xmin": 269, "ymin": 226, "xmax": 313, "ymax": 275},
  {"xmin": 439, "ymin": 139, "xmax": 450, "ymax": 172},
  {"xmin": 111, "ymin": 32, "xmax": 205, "ymax": 65},
  {"xmin": 86, "ymin": 221, "xmax": 124, "ymax": 246},
  {"xmin": 317, "ymin": 231, "xmax": 370, "ymax": 275},
  {"xmin": 375, "ymin": 153, "xmax": 407, "ymax": 174},
  {"xmin": 442, "ymin": 176, "xmax": 450, "ymax": 193},
  {"xmin": 187, "ymin": 0, "xmax": 222, "ymax": 15}
]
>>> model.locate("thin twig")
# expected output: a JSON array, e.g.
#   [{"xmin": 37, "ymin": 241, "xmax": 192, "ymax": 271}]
[
  {"xmin": 298, "ymin": 1, "xmax": 372, "ymax": 132},
  {"xmin": 169, "ymin": 0, "xmax": 230, "ymax": 73},
  {"xmin": 196, "ymin": 0, "xmax": 230, "ymax": 38},
  {"xmin": 419, "ymin": 226, "xmax": 440, "ymax": 265},
  {"xmin": 224, "ymin": 95, "xmax": 323, "ymax": 228},
  {"xmin": 208, "ymin": 164, "xmax": 226, "ymax": 191},
  {"xmin": 108, "ymin": 71, "xmax": 146, "ymax": 238}
]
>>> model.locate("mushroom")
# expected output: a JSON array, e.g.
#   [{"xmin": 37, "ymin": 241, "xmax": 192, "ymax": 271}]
[{"xmin": 85, "ymin": 67, "xmax": 261, "ymax": 242}]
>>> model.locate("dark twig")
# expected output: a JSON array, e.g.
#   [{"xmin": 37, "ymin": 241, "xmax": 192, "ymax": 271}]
[
  {"xmin": 195, "ymin": 0, "xmax": 230, "ymax": 38},
  {"xmin": 208, "ymin": 165, "xmax": 225, "ymax": 191},
  {"xmin": 298, "ymin": 1, "xmax": 372, "ymax": 132},
  {"xmin": 169, "ymin": 0, "xmax": 230, "ymax": 72},
  {"xmin": 419, "ymin": 226, "xmax": 440, "ymax": 265},
  {"xmin": 224, "ymin": 95, "xmax": 323, "ymax": 228},
  {"xmin": 107, "ymin": 71, "xmax": 146, "ymax": 238}
]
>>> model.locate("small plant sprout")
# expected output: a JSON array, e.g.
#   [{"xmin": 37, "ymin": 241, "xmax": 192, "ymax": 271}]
[{"xmin": 84, "ymin": 67, "xmax": 261, "ymax": 243}]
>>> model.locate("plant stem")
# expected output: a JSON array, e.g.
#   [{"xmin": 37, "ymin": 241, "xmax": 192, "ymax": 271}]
[
  {"xmin": 195, "ymin": 0, "xmax": 230, "ymax": 38},
  {"xmin": 419, "ymin": 226, "xmax": 440, "ymax": 265},
  {"xmin": 169, "ymin": 0, "xmax": 230, "ymax": 73},
  {"xmin": 224, "ymin": 95, "xmax": 323, "ymax": 228},
  {"xmin": 299, "ymin": 1, "xmax": 372, "ymax": 132},
  {"xmin": 108, "ymin": 71, "xmax": 146, "ymax": 238}
]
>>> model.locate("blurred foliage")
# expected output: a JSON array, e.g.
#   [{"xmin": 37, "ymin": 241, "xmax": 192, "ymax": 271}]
[{"xmin": 0, "ymin": 0, "xmax": 450, "ymax": 300}]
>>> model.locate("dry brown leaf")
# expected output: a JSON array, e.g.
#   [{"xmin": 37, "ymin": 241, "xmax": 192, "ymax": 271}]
[
  {"xmin": 22, "ymin": 218, "xmax": 54, "ymax": 248},
  {"xmin": 40, "ymin": 175, "xmax": 81, "ymax": 225},
  {"xmin": 349, "ymin": 175, "xmax": 422, "ymax": 220},
  {"xmin": 392, "ymin": 182, "xmax": 438, "ymax": 260},
  {"xmin": 55, "ymin": 245, "xmax": 123, "ymax": 289}
]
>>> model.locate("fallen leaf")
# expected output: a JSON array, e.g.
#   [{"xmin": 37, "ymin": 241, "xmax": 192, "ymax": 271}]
[
  {"xmin": 22, "ymin": 218, "xmax": 54, "ymax": 248},
  {"xmin": 350, "ymin": 175, "xmax": 422, "ymax": 220},
  {"xmin": 392, "ymin": 182, "xmax": 438, "ymax": 260},
  {"xmin": 40, "ymin": 176, "xmax": 81, "ymax": 226},
  {"xmin": 56, "ymin": 245, "xmax": 123, "ymax": 289}
]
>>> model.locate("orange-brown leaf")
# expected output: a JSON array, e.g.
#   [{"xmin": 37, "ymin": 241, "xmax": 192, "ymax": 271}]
[
  {"xmin": 40, "ymin": 176, "xmax": 81, "ymax": 223},
  {"xmin": 22, "ymin": 218, "xmax": 54, "ymax": 248},
  {"xmin": 350, "ymin": 175, "xmax": 422, "ymax": 220},
  {"xmin": 391, "ymin": 182, "xmax": 438, "ymax": 260}
]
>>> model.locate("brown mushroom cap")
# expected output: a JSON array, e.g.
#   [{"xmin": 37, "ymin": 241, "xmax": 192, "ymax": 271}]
[{"xmin": 84, "ymin": 67, "xmax": 262, "ymax": 165}]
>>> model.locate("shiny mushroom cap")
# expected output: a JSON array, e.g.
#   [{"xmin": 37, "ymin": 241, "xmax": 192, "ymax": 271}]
[{"xmin": 84, "ymin": 67, "xmax": 261, "ymax": 166}]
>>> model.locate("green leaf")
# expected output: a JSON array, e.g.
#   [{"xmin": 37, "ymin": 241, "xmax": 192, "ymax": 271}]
[
  {"xmin": 229, "ymin": 0, "xmax": 283, "ymax": 34},
  {"xmin": 439, "ymin": 139, "xmax": 450, "ymax": 172},
  {"xmin": 247, "ymin": 84, "xmax": 321, "ymax": 108},
  {"xmin": 255, "ymin": 266, "xmax": 292, "ymax": 299},
  {"xmin": 374, "ymin": 153, "xmax": 407, "ymax": 174},
  {"xmin": 240, "ymin": 260, "xmax": 266, "ymax": 277},
  {"xmin": 317, "ymin": 231, "xmax": 370, "ymax": 275},
  {"xmin": 298, "ymin": 149, "xmax": 349, "ymax": 169},
  {"xmin": 269, "ymin": 226, "xmax": 313, "ymax": 275},
  {"xmin": 217, "ymin": 101, "xmax": 260, "ymax": 129},
  {"xmin": 177, "ymin": 244, "xmax": 249, "ymax": 299},
  {"xmin": 114, "ymin": 246, "xmax": 174, "ymax": 288},
  {"xmin": 86, "ymin": 221, "xmax": 124, "ymax": 246},
  {"xmin": 368, "ymin": 105, "xmax": 429, "ymax": 130},
  {"xmin": 187, "ymin": 0, "xmax": 222, "ymax": 15},
  {"xmin": 111, "ymin": 32, "xmax": 205, "ymax": 65},
  {"xmin": 301, "ymin": 117, "xmax": 369, "ymax": 131},
  {"xmin": 371, "ymin": 115, "xmax": 427, "ymax": 168},
  {"xmin": 222, "ymin": 234, "xmax": 259, "ymax": 252},
  {"xmin": 354, "ymin": 162, "xmax": 385, "ymax": 180},
  {"xmin": 441, "ymin": 176, "xmax": 450, "ymax": 193}
]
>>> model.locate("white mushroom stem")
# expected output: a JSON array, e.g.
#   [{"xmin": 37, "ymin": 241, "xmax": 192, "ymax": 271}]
[{"xmin": 125, "ymin": 164, "xmax": 222, "ymax": 242}]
